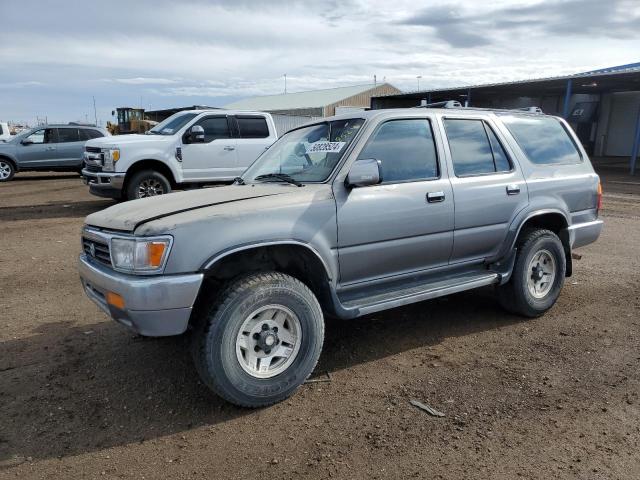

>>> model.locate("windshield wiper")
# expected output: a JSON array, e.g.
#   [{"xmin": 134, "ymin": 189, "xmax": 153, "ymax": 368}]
[{"xmin": 254, "ymin": 173, "xmax": 303, "ymax": 187}]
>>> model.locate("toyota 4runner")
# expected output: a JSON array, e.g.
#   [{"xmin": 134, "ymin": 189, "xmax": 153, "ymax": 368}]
[{"xmin": 79, "ymin": 105, "xmax": 603, "ymax": 407}]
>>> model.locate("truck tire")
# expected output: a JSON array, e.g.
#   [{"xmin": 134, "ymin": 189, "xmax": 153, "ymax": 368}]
[
  {"xmin": 192, "ymin": 272, "xmax": 324, "ymax": 408},
  {"xmin": 125, "ymin": 170, "xmax": 171, "ymax": 200},
  {"xmin": 497, "ymin": 228, "xmax": 566, "ymax": 318},
  {"xmin": 0, "ymin": 159, "xmax": 15, "ymax": 182}
]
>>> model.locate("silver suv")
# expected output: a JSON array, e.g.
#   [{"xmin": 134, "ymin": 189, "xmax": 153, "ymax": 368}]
[
  {"xmin": 0, "ymin": 124, "xmax": 109, "ymax": 181},
  {"xmin": 78, "ymin": 105, "xmax": 603, "ymax": 407}
]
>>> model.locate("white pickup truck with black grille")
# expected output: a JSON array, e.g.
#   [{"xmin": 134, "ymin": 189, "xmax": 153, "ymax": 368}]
[{"xmin": 82, "ymin": 109, "xmax": 277, "ymax": 201}]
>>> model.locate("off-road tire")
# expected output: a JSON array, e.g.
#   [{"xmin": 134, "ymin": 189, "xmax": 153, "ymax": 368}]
[
  {"xmin": 497, "ymin": 228, "xmax": 566, "ymax": 318},
  {"xmin": 125, "ymin": 169, "xmax": 171, "ymax": 200},
  {"xmin": 0, "ymin": 158, "xmax": 15, "ymax": 182},
  {"xmin": 191, "ymin": 272, "xmax": 324, "ymax": 408}
]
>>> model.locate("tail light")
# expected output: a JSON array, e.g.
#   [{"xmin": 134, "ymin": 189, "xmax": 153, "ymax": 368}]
[{"xmin": 596, "ymin": 181, "xmax": 603, "ymax": 214}]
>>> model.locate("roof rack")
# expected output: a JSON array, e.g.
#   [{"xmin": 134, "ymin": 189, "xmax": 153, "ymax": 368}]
[{"xmin": 416, "ymin": 100, "xmax": 463, "ymax": 109}]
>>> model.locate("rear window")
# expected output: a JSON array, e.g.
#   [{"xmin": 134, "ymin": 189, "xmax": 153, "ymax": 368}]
[
  {"xmin": 500, "ymin": 115, "xmax": 582, "ymax": 165},
  {"xmin": 236, "ymin": 116, "xmax": 270, "ymax": 138},
  {"xmin": 80, "ymin": 129, "xmax": 104, "ymax": 140}
]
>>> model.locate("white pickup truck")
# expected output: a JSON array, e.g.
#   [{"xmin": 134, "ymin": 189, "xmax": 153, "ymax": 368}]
[
  {"xmin": 82, "ymin": 110, "xmax": 278, "ymax": 200},
  {"xmin": 0, "ymin": 122, "xmax": 11, "ymax": 142}
]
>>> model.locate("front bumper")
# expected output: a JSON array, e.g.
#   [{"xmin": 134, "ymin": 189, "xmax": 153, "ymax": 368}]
[
  {"xmin": 568, "ymin": 219, "xmax": 604, "ymax": 249},
  {"xmin": 82, "ymin": 168, "xmax": 125, "ymax": 198},
  {"xmin": 78, "ymin": 254, "xmax": 203, "ymax": 336}
]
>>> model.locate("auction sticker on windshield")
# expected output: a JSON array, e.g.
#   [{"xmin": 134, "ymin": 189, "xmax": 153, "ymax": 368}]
[{"xmin": 306, "ymin": 141, "xmax": 345, "ymax": 154}]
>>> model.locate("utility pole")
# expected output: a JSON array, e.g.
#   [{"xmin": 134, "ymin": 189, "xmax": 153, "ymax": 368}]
[
  {"xmin": 417, "ymin": 75, "xmax": 422, "ymax": 91},
  {"xmin": 92, "ymin": 96, "xmax": 97, "ymax": 126},
  {"xmin": 284, "ymin": 74, "xmax": 287, "ymax": 94}
]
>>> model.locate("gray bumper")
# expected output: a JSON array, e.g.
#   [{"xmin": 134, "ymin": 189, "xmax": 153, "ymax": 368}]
[
  {"xmin": 78, "ymin": 254, "xmax": 203, "ymax": 336},
  {"xmin": 568, "ymin": 219, "xmax": 604, "ymax": 249},
  {"xmin": 82, "ymin": 168, "xmax": 125, "ymax": 190}
]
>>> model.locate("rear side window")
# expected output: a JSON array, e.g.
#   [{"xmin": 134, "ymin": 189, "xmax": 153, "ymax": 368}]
[
  {"xmin": 80, "ymin": 129, "xmax": 104, "ymax": 140},
  {"xmin": 196, "ymin": 117, "xmax": 230, "ymax": 142},
  {"xmin": 0, "ymin": 124, "xmax": 3, "ymax": 134},
  {"xmin": 500, "ymin": 115, "xmax": 582, "ymax": 165},
  {"xmin": 56, "ymin": 128, "xmax": 80, "ymax": 143},
  {"xmin": 237, "ymin": 116, "xmax": 270, "ymax": 138},
  {"xmin": 444, "ymin": 119, "xmax": 511, "ymax": 176},
  {"xmin": 358, "ymin": 119, "xmax": 438, "ymax": 183}
]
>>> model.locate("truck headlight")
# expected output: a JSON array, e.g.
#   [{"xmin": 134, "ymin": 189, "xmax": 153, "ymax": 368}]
[
  {"xmin": 103, "ymin": 149, "xmax": 120, "ymax": 171},
  {"xmin": 110, "ymin": 236, "xmax": 172, "ymax": 273}
]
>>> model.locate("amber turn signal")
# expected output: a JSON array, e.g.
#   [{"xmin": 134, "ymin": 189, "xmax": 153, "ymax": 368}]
[{"xmin": 106, "ymin": 291, "xmax": 125, "ymax": 310}]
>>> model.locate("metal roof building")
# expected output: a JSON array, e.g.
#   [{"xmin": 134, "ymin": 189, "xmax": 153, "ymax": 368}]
[
  {"xmin": 225, "ymin": 83, "xmax": 400, "ymax": 117},
  {"xmin": 371, "ymin": 63, "xmax": 640, "ymax": 174}
]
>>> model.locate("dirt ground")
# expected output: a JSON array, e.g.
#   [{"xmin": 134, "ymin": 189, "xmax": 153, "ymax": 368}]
[{"xmin": 1, "ymin": 164, "xmax": 639, "ymax": 479}]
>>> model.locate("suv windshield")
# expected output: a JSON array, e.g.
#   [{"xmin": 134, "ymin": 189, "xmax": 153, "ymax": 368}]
[
  {"xmin": 242, "ymin": 118, "xmax": 364, "ymax": 183},
  {"xmin": 147, "ymin": 112, "xmax": 198, "ymax": 135}
]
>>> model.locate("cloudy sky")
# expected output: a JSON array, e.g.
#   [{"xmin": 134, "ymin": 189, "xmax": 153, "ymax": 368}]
[{"xmin": 1, "ymin": 0, "xmax": 639, "ymax": 125}]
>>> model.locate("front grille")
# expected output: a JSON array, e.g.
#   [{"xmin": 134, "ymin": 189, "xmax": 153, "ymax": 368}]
[
  {"xmin": 82, "ymin": 236, "xmax": 112, "ymax": 267},
  {"xmin": 84, "ymin": 164, "xmax": 102, "ymax": 173},
  {"xmin": 85, "ymin": 146, "xmax": 102, "ymax": 154}
]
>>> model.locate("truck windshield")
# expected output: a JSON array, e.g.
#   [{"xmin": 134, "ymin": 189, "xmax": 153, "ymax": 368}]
[
  {"xmin": 147, "ymin": 112, "xmax": 198, "ymax": 135},
  {"xmin": 242, "ymin": 118, "xmax": 365, "ymax": 183}
]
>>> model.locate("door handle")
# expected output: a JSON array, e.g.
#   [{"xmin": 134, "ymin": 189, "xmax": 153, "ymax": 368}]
[
  {"xmin": 506, "ymin": 184, "xmax": 520, "ymax": 195},
  {"xmin": 46, "ymin": 146, "xmax": 56, "ymax": 151},
  {"xmin": 426, "ymin": 191, "xmax": 445, "ymax": 203},
  {"xmin": 223, "ymin": 146, "xmax": 235, "ymax": 151}
]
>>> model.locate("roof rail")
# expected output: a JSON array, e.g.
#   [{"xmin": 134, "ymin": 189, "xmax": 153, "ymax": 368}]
[
  {"xmin": 515, "ymin": 106, "xmax": 543, "ymax": 113},
  {"xmin": 416, "ymin": 100, "xmax": 463, "ymax": 109}
]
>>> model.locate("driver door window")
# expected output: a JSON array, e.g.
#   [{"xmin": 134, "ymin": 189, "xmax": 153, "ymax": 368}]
[
  {"xmin": 181, "ymin": 116, "xmax": 237, "ymax": 180},
  {"xmin": 26, "ymin": 128, "xmax": 56, "ymax": 144}
]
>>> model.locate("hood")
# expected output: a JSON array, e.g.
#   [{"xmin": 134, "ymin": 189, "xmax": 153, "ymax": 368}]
[
  {"xmin": 85, "ymin": 184, "xmax": 301, "ymax": 232},
  {"xmin": 86, "ymin": 134, "xmax": 172, "ymax": 148}
]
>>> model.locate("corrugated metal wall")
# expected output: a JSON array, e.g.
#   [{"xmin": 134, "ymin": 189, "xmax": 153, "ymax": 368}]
[
  {"xmin": 271, "ymin": 113, "xmax": 322, "ymax": 136},
  {"xmin": 325, "ymin": 84, "xmax": 401, "ymax": 116}
]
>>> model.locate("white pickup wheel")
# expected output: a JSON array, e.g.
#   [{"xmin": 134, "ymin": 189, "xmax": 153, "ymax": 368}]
[{"xmin": 126, "ymin": 170, "xmax": 171, "ymax": 200}]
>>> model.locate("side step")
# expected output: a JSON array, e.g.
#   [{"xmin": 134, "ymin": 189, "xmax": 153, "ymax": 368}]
[{"xmin": 338, "ymin": 271, "xmax": 500, "ymax": 317}]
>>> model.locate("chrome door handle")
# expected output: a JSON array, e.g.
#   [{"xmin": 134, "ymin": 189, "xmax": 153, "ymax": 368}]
[
  {"xmin": 46, "ymin": 146, "xmax": 56, "ymax": 150},
  {"xmin": 223, "ymin": 146, "xmax": 235, "ymax": 151},
  {"xmin": 506, "ymin": 184, "xmax": 520, "ymax": 195},
  {"xmin": 426, "ymin": 191, "xmax": 445, "ymax": 203}
]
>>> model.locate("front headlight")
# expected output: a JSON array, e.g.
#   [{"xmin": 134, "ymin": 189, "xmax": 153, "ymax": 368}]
[
  {"xmin": 110, "ymin": 236, "xmax": 172, "ymax": 273},
  {"xmin": 103, "ymin": 148, "xmax": 120, "ymax": 171}
]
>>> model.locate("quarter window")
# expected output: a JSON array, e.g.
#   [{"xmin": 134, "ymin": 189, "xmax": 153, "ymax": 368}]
[
  {"xmin": 444, "ymin": 119, "xmax": 511, "ymax": 176},
  {"xmin": 500, "ymin": 115, "xmax": 582, "ymax": 165},
  {"xmin": 237, "ymin": 116, "xmax": 270, "ymax": 138},
  {"xmin": 357, "ymin": 119, "xmax": 439, "ymax": 183},
  {"xmin": 195, "ymin": 117, "xmax": 230, "ymax": 142}
]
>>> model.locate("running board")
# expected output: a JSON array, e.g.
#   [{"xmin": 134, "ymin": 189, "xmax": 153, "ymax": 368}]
[{"xmin": 338, "ymin": 272, "xmax": 500, "ymax": 317}]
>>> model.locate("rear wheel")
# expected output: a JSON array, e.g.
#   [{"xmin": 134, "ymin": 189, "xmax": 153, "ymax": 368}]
[
  {"xmin": 0, "ymin": 159, "xmax": 15, "ymax": 182},
  {"xmin": 192, "ymin": 272, "xmax": 324, "ymax": 408},
  {"xmin": 125, "ymin": 170, "xmax": 171, "ymax": 200},
  {"xmin": 497, "ymin": 228, "xmax": 566, "ymax": 317}
]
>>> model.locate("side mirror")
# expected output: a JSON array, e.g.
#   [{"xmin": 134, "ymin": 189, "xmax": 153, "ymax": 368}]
[
  {"xmin": 188, "ymin": 125, "xmax": 205, "ymax": 143},
  {"xmin": 21, "ymin": 138, "xmax": 33, "ymax": 145},
  {"xmin": 345, "ymin": 159, "xmax": 382, "ymax": 188}
]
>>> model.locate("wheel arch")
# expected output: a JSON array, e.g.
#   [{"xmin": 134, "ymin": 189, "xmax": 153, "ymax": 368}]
[
  {"xmin": 0, "ymin": 154, "xmax": 18, "ymax": 172},
  {"xmin": 197, "ymin": 241, "xmax": 338, "ymax": 316},
  {"xmin": 124, "ymin": 159, "xmax": 178, "ymax": 188},
  {"xmin": 510, "ymin": 209, "xmax": 572, "ymax": 277}
]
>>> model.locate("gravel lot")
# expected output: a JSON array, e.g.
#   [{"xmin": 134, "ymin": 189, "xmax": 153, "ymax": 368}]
[{"xmin": 1, "ymin": 166, "xmax": 639, "ymax": 479}]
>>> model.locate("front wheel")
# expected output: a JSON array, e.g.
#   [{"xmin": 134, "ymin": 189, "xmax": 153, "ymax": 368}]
[
  {"xmin": 192, "ymin": 272, "xmax": 325, "ymax": 408},
  {"xmin": 497, "ymin": 229, "xmax": 566, "ymax": 318},
  {"xmin": 0, "ymin": 159, "xmax": 15, "ymax": 182},
  {"xmin": 125, "ymin": 170, "xmax": 171, "ymax": 200}
]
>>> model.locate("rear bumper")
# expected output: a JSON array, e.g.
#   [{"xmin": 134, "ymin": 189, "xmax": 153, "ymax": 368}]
[
  {"xmin": 568, "ymin": 219, "xmax": 603, "ymax": 249},
  {"xmin": 78, "ymin": 254, "xmax": 203, "ymax": 336},
  {"xmin": 82, "ymin": 168, "xmax": 125, "ymax": 198}
]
